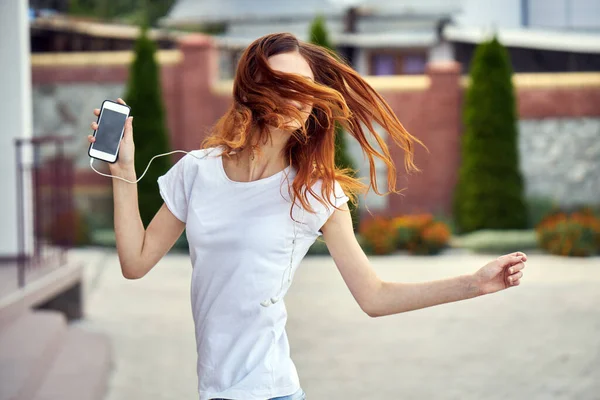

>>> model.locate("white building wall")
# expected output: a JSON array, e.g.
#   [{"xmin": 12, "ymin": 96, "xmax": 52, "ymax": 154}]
[
  {"xmin": 455, "ymin": 0, "xmax": 523, "ymax": 29},
  {"xmin": 529, "ymin": 0, "xmax": 600, "ymax": 30},
  {"xmin": 0, "ymin": 0, "xmax": 33, "ymax": 258}
]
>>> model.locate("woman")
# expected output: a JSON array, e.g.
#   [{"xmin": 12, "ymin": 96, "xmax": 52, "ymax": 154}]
[{"xmin": 88, "ymin": 33, "xmax": 526, "ymax": 400}]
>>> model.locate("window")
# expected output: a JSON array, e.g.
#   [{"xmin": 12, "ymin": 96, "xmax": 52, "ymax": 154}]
[
  {"xmin": 372, "ymin": 54, "xmax": 396, "ymax": 76},
  {"xmin": 369, "ymin": 51, "xmax": 427, "ymax": 75}
]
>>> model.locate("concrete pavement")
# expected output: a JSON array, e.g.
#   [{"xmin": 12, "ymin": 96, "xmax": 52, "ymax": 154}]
[{"xmin": 70, "ymin": 248, "xmax": 600, "ymax": 400}]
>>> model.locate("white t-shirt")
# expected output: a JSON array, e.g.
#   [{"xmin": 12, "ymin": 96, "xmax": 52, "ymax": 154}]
[{"xmin": 157, "ymin": 146, "xmax": 349, "ymax": 400}]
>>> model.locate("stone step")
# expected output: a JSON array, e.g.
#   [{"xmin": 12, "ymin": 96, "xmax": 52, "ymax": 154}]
[
  {"xmin": 32, "ymin": 327, "xmax": 112, "ymax": 400},
  {"xmin": 0, "ymin": 310, "xmax": 66, "ymax": 400}
]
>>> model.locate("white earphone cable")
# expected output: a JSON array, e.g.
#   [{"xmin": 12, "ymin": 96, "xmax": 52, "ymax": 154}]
[
  {"xmin": 260, "ymin": 205, "xmax": 304, "ymax": 308},
  {"xmin": 89, "ymin": 150, "xmax": 205, "ymax": 184},
  {"xmin": 90, "ymin": 149, "xmax": 300, "ymax": 309}
]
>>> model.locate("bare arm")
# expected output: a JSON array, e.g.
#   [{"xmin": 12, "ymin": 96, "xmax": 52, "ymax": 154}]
[
  {"xmin": 89, "ymin": 99, "xmax": 184, "ymax": 280},
  {"xmin": 320, "ymin": 203, "xmax": 382, "ymax": 316},
  {"xmin": 321, "ymin": 205, "xmax": 527, "ymax": 318},
  {"xmin": 110, "ymin": 167, "xmax": 185, "ymax": 279}
]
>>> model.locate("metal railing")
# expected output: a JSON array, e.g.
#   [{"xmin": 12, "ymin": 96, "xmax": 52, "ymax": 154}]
[{"xmin": 14, "ymin": 135, "xmax": 76, "ymax": 288}]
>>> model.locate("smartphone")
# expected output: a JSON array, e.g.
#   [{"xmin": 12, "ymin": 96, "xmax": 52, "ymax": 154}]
[{"xmin": 88, "ymin": 100, "xmax": 131, "ymax": 164}]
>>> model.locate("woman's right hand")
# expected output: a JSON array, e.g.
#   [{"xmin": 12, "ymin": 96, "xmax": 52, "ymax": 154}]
[{"xmin": 88, "ymin": 98, "xmax": 135, "ymax": 171}]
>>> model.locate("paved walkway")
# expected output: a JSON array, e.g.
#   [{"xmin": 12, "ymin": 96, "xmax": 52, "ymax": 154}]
[{"xmin": 71, "ymin": 248, "xmax": 600, "ymax": 400}]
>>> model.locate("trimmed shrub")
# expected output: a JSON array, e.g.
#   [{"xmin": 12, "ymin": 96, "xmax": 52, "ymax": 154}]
[
  {"xmin": 91, "ymin": 228, "xmax": 117, "ymax": 247},
  {"xmin": 526, "ymin": 196, "xmax": 560, "ymax": 229},
  {"xmin": 417, "ymin": 221, "xmax": 452, "ymax": 255},
  {"xmin": 307, "ymin": 238, "xmax": 330, "ymax": 255},
  {"xmin": 360, "ymin": 217, "xmax": 398, "ymax": 255},
  {"xmin": 393, "ymin": 214, "xmax": 451, "ymax": 255},
  {"xmin": 393, "ymin": 214, "xmax": 433, "ymax": 250},
  {"xmin": 309, "ymin": 15, "xmax": 359, "ymax": 230},
  {"xmin": 536, "ymin": 208, "xmax": 600, "ymax": 257},
  {"xmin": 453, "ymin": 37, "xmax": 528, "ymax": 233},
  {"xmin": 124, "ymin": 26, "xmax": 172, "ymax": 228},
  {"xmin": 453, "ymin": 230, "xmax": 538, "ymax": 254}
]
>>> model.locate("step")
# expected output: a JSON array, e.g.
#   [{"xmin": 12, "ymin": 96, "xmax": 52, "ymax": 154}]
[
  {"xmin": 0, "ymin": 310, "xmax": 66, "ymax": 400},
  {"xmin": 0, "ymin": 262, "xmax": 84, "ymax": 328},
  {"xmin": 32, "ymin": 327, "xmax": 112, "ymax": 400}
]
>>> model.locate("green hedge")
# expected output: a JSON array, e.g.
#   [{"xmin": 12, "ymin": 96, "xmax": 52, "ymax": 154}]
[
  {"xmin": 125, "ymin": 27, "xmax": 172, "ymax": 229},
  {"xmin": 308, "ymin": 15, "xmax": 359, "ymax": 230},
  {"xmin": 453, "ymin": 229, "xmax": 538, "ymax": 254},
  {"xmin": 453, "ymin": 37, "xmax": 528, "ymax": 233}
]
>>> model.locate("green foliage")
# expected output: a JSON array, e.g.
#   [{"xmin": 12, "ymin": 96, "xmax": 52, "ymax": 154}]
[
  {"xmin": 47, "ymin": 209, "xmax": 91, "ymax": 247},
  {"xmin": 309, "ymin": 16, "xmax": 330, "ymax": 49},
  {"xmin": 359, "ymin": 217, "xmax": 399, "ymax": 255},
  {"xmin": 91, "ymin": 229, "xmax": 117, "ymax": 247},
  {"xmin": 536, "ymin": 208, "xmax": 600, "ymax": 257},
  {"xmin": 334, "ymin": 125, "xmax": 360, "ymax": 229},
  {"xmin": 307, "ymin": 235, "xmax": 370, "ymax": 256},
  {"xmin": 309, "ymin": 16, "xmax": 359, "ymax": 230},
  {"xmin": 539, "ymin": 220, "xmax": 598, "ymax": 257},
  {"xmin": 124, "ymin": 28, "xmax": 172, "ymax": 228},
  {"xmin": 68, "ymin": 0, "xmax": 176, "ymax": 26},
  {"xmin": 526, "ymin": 196, "xmax": 560, "ymax": 229},
  {"xmin": 453, "ymin": 230, "xmax": 538, "ymax": 254},
  {"xmin": 307, "ymin": 238, "xmax": 330, "ymax": 255},
  {"xmin": 392, "ymin": 214, "xmax": 452, "ymax": 255},
  {"xmin": 91, "ymin": 228, "xmax": 188, "ymax": 252},
  {"xmin": 453, "ymin": 37, "xmax": 528, "ymax": 233}
]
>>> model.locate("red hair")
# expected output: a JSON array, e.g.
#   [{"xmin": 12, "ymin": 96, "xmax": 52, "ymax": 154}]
[{"xmin": 201, "ymin": 33, "xmax": 423, "ymax": 214}]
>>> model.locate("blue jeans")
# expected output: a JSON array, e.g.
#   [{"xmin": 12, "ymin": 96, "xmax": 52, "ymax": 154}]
[{"xmin": 211, "ymin": 387, "xmax": 306, "ymax": 400}]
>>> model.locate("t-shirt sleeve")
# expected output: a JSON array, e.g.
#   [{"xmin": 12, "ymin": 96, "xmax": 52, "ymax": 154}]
[
  {"xmin": 157, "ymin": 154, "xmax": 190, "ymax": 223},
  {"xmin": 324, "ymin": 180, "xmax": 350, "ymax": 219},
  {"xmin": 308, "ymin": 180, "xmax": 350, "ymax": 234}
]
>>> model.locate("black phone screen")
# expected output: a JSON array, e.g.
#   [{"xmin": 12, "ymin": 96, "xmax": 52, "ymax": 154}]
[{"xmin": 93, "ymin": 108, "xmax": 128, "ymax": 155}]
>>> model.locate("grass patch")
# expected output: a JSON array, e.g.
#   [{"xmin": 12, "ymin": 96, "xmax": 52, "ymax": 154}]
[{"xmin": 453, "ymin": 229, "xmax": 538, "ymax": 254}]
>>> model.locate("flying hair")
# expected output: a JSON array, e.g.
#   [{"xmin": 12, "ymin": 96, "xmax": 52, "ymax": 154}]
[{"xmin": 201, "ymin": 32, "xmax": 425, "ymax": 215}]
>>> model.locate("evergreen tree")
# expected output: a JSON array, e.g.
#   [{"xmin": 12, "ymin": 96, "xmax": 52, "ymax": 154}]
[
  {"xmin": 453, "ymin": 37, "xmax": 527, "ymax": 233},
  {"xmin": 309, "ymin": 16, "xmax": 359, "ymax": 229},
  {"xmin": 68, "ymin": 0, "xmax": 176, "ymax": 26},
  {"xmin": 124, "ymin": 26, "xmax": 171, "ymax": 227}
]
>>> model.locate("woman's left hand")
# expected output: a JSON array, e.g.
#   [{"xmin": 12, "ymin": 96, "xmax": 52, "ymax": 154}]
[{"xmin": 472, "ymin": 252, "xmax": 527, "ymax": 295}]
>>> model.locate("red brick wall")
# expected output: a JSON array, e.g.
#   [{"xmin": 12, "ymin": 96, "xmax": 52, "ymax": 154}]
[
  {"xmin": 517, "ymin": 87, "xmax": 600, "ymax": 118},
  {"xmin": 382, "ymin": 63, "xmax": 462, "ymax": 217},
  {"xmin": 31, "ymin": 34, "xmax": 600, "ymax": 217}
]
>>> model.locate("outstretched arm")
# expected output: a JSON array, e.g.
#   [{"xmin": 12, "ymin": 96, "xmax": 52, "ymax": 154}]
[{"xmin": 321, "ymin": 205, "xmax": 527, "ymax": 318}]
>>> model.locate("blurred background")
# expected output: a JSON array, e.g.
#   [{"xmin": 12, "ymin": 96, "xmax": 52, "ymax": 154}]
[{"xmin": 1, "ymin": 0, "xmax": 599, "ymax": 399}]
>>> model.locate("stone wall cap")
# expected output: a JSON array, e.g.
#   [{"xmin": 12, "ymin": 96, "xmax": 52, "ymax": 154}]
[
  {"xmin": 426, "ymin": 61, "xmax": 461, "ymax": 75},
  {"xmin": 178, "ymin": 34, "xmax": 214, "ymax": 49}
]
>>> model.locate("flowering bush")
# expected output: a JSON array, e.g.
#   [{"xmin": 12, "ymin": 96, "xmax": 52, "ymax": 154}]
[
  {"xmin": 392, "ymin": 214, "xmax": 433, "ymax": 249},
  {"xmin": 536, "ymin": 208, "xmax": 600, "ymax": 257},
  {"xmin": 392, "ymin": 214, "xmax": 451, "ymax": 255},
  {"xmin": 359, "ymin": 217, "xmax": 398, "ymax": 255},
  {"xmin": 417, "ymin": 221, "xmax": 452, "ymax": 255}
]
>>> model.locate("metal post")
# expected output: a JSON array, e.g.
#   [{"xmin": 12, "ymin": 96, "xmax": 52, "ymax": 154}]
[
  {"xmin": 520, "ymin": 0, "xmax": 529, "ymax": 27},
  {"xmin": 57, "ymin": 140, "xmax": 67, "ymax": 264},
  {"xmin": 32, "ymin": 144, "xmax": 41, "ymax": 265},
  {"xmin": 15, "ymin": 139, "xmax": 25, "ymax": 288}
]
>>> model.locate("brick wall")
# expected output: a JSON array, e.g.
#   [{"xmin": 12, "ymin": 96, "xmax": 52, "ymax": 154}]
[{"xmin": 31, "ymin": 34, "xmax": 600, "ymax": 220}]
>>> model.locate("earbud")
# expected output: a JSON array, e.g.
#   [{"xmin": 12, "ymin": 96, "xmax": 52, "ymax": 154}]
[{"xmin": 260, "ymin": 296, "xmax": 281, "ymax": 307}]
